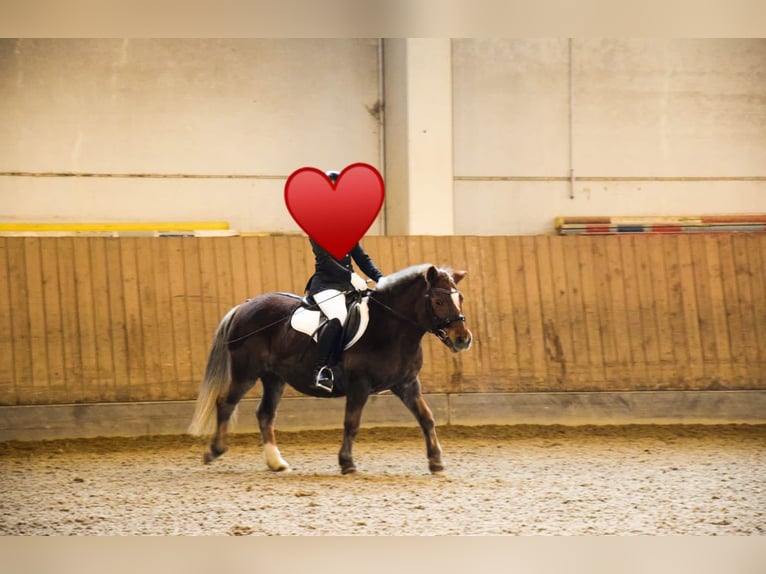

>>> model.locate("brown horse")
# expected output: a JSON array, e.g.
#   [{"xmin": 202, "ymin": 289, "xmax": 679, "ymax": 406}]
[{"xmin": 188, "ymin": 263, "xmax": 472, "ymax": 475}]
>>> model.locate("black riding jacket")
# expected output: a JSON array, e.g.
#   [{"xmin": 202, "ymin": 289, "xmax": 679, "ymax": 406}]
[{"xmin": 306, "ymin": 238, "xmax": 383, "ymax": 294}]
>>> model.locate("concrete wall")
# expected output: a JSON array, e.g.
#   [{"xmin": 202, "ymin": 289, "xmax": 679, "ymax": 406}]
[
  {"xmin": 0, "ymin": 38, "xmax": 384, "ymax": 234},
  {"xmin": 453, "ymin": 38, "xmax": 766, "ymax": 235},
  {"xmin": 3, "ymin": 39, "xmax": 765, "ymax": 236}
]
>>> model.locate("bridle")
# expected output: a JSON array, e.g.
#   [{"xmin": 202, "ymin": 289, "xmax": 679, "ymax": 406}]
[
  {"xmin": 369, "ymin": 285, "xmax": 466, "ymax": 346},
  {"xmin": 424, "ymin": 287, "xmax": 467, "ymax": 345}
]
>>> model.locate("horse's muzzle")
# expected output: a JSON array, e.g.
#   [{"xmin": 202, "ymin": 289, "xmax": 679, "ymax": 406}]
[
  {"xmin": 454, "ymin": 330, "xmax": 473, "ymax": 352},
  {"xmin": 439, "ymin": 327, "xmax": 473, "ymax": 353}
]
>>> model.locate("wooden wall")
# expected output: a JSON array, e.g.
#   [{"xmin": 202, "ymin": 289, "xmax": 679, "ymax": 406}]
[{"xmin": 1, "ymin": 234, "xmax": 765, "ymax": 406}]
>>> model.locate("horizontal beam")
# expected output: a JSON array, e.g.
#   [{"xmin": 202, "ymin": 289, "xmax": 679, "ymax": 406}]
[
  {"xmin": 454, "ymin": 175, "xmax": 766, "ymax": 182},
  {"xmin": 0, "ymin": 221, "xmax": 229, "ymax": 232},
  {"xmin": 1, "ymin": 390, "xmax": 764, "ymax": 442}
]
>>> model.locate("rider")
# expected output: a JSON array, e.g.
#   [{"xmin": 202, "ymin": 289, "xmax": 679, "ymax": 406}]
[{"xmin": 306, "ymin": 170, "xmax": 385, "ymax": 392}]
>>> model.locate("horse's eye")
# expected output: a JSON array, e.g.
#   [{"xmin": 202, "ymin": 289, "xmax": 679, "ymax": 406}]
[{"xmin": 435, "ymin": 299, "xmax": 444, "ymax": 307}]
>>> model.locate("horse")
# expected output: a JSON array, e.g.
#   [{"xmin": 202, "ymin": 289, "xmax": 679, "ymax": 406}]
[{"xmin": 188, "ymin": 263, "xmax": 473, "ymax": 475}]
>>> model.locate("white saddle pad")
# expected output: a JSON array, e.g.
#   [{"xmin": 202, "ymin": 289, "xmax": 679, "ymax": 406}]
[{"xmin": 290, "ymin": 296, "xmax": 370, "ymax": 351}]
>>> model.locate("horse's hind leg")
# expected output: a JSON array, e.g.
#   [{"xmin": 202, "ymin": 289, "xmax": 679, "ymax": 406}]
[
  {"xmin": 339, "ymin": 386, "xmax": 369, "ymax": 474},
  {"xmin": 257, "ymin": 373, "xmax": 289, "ymax": 471},
  {"xmin": 391, "ymin": 379, "xmax": 444, "ymax": 475},
  {"xmin": 204, "ymin": 355, "xmax": 256, "ymax": 464}
]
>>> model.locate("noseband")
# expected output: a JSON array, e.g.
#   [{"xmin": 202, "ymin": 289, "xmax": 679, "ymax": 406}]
[{"xmin": 425, "ymin": 287, "xmax": 466, "ymax": 345}]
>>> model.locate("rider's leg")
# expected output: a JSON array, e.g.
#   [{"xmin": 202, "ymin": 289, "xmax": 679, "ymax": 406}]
[
  {"xmin": 312, "ymin": 289, "xmax": 347, "ymax": 391},
  {"xmin": 313, "ymin": 318, "xmax": 343, "ymax": 390}
]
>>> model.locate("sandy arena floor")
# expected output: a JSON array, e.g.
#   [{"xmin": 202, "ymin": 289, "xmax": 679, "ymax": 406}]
[{"xmin": 1, "ymin": 425, "xmax": 764, "ymax": 535}]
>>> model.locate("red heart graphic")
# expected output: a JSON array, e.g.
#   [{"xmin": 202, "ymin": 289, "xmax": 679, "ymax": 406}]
[{"xmin": 284, "ymin": 163, "xmax": 385, "ymax": 260}]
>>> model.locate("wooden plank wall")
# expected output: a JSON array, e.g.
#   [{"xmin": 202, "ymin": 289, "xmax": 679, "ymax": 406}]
[{"xmin": 1, "ymin": 234, "xmax": 765, "ymax": 406}]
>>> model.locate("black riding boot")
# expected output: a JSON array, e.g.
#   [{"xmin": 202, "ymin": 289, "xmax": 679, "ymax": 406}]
[{"xmin": 312, "ymin": 318, "xmax": 343, "ymax": 392}]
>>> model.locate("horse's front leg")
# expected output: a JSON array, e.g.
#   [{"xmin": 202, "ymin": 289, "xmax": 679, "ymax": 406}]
[
  {"xmin": 338, "ymin": 385, "xmax": 369, "ymax": 474},
  {"xmin": 391, "ymin": 379, "xmax": 444, "ymax": 475}
]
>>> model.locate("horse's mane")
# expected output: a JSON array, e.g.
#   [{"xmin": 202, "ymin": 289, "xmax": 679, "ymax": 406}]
[
  {"xmin": 375, "ymin": 263, "xmax": 453, "ymax": 295},
  {"xmin": 375, "ymin": 263, "xmax": 432, "ymax": 294}
]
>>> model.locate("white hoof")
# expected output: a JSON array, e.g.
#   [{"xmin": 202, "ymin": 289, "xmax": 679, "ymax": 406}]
[{"xmin": 263, "ymin": 443, "xmax": 290, "ymax": 471}]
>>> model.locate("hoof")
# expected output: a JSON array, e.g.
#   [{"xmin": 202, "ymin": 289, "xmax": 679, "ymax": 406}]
[
  {"xmin": 429, "ymin": 462, "xmax": 445, "ymax": 475},
  {"xmin": 203, "ymin": 445, "xmax": 227, "ymax": 464},
  {"xmin": 263, "ymin": 444, "xmax": 290, "ymax": 472},
  {"xmin": 341, "ymin": 466, "xmax": 357, "ymax": 475}
]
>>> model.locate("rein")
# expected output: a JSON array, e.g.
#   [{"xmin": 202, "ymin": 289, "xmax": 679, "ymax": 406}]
[{"xmin": 226, "ymin": 283, "xmax": 465, "ymax": 348}]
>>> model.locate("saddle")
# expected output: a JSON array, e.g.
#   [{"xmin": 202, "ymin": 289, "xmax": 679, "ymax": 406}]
[{"xmin": 288, "ymin": 292, "xmax": 370, "ymax": 351}]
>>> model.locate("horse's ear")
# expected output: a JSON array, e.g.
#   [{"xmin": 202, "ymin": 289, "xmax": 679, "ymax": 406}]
[
  {"xmin": 453, "ymin": 270, "xmax": 467, "ymax": 284},
  {"xmin": 426, "ymin": 265, "xmax": 440, "ymax": 286}
]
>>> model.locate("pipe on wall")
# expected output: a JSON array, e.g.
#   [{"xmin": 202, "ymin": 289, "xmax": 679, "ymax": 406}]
[{"xmin": 568, "ymin": 38, "xmax": 576, "ymax": 200}]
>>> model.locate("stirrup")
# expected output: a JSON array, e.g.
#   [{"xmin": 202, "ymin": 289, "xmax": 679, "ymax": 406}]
[{"xmin": 313, "ymin": 366, "xmax": 334, "ymax": 393}]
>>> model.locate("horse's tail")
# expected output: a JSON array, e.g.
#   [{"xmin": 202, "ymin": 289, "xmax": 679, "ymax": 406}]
[{"xmin": 188, "ymin": 304, "xmax": 240, "ymax": 436}]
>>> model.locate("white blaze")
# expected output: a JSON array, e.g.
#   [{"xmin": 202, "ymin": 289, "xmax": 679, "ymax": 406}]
[{"xmin": 451, "ymin": 291, "xmax": 461, "ymax": 311}]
